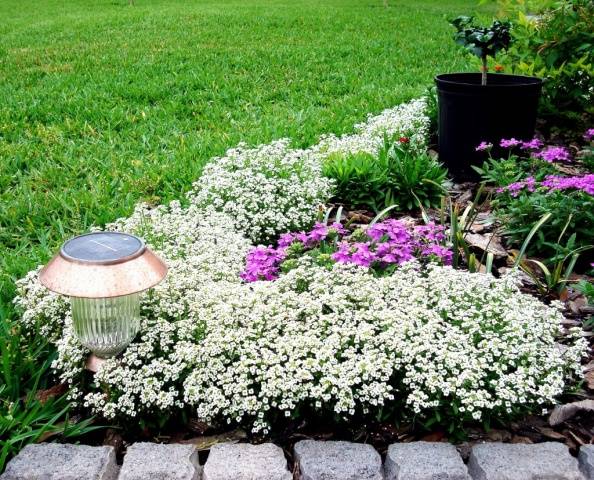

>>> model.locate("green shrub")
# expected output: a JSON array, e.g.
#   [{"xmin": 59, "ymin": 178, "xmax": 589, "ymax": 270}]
[
  {"xmin": 500, "ymin": 0, "xmax": 594, "ymax": 132},
  {"xmin": 378, "ymin": 141, "xmax": 448, "ymax": 210},
  {"xmin": 322, "ymin": 151, "xmax": 386, "ymax": 211},
  {"xmin": 323, "ymin": 139, "xmax": 448, "ymax": 212}
]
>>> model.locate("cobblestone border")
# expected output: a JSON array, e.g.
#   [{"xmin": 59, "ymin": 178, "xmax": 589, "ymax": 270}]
[{"xmin": 2, "ymin": 441, "xmax": 593, "ymax": 480}]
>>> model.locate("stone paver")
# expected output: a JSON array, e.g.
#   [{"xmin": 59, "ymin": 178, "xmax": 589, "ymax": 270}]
[
  {"xmin": 580, "ymin": 445, "xmax": 594, "ymax": 480},
  {"xmin": 118, "ymin": 443, "xmax": 201, "ymax": 480},
  {"xmin": 293, "ymin": 440, "xmax": 382, "ymax": 480},
  {"xmin": 384, "ymin": 441, "xmax": 470, "ymax": 480},
  {"xmin": 0, "ymin": 443, "xmax": 118, "ymax": 480},
  {"xmin": 202, "ymin": 442, "xmax": 291, "ymax": 480},
  {"xmin": 467, "ymin": 442, "xmax": 583, "ymax": 480}
]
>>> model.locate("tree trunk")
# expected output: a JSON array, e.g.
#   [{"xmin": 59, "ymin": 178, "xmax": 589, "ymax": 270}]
[{"xmin": 481, "ymin": 57, "xmax": 488, "ymax": 86}]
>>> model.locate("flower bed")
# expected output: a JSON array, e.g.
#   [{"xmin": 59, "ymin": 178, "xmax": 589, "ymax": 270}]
[{"xmin": 13, "ymin": 98, "xmax": 588, "ymax": 436}]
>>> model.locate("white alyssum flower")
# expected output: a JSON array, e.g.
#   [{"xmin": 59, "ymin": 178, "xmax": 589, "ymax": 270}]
[
  {"xmin": 189, "ymin": 139, "xmax": 333, "ymax": 244},
  {"xmin": 16, "ymin": 237, "xmax": 586, "ymax": 431},
  {"xmin": 309, "ymin": 98, "xmax": 430, "ymax": 160}
]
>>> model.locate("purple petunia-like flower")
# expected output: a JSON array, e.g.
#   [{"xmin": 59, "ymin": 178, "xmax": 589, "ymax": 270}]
[
  {"xmin": 533, "ymin": 146, "xmax": 571, "ymax": 163},
  {"xmin": 584, "ymin": 129, "xmax": 594, "ymax": 142},
  {"xmin": 240, "ymin": 246, "xmax": 287, "ymax": 282},
  {"xmin": 520, "ymin": 138, "xmax": 544, "ymax": 150},
  {"xmin": 475, "ymin": 141, "xmax": 493, "ymax": 152},
  {"xmin": 498, "ymin": 174, "xmax": 594, "ymax": 197},
  {"xmin": 241, "ymin": 220, "xmax": 453, "ymax": 282},
  {"xmin": 500, "ymin": 138, "xmax": 521, "ymax": 148},
  {"xmin": 540, "ymin": 174, "xmax": 594, "ymax": 195}
]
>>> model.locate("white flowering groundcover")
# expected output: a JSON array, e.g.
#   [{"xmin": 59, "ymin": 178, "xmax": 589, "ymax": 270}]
[{"xmin": 14, "ymin": 98, "xmax": 587, "ymax": 434}]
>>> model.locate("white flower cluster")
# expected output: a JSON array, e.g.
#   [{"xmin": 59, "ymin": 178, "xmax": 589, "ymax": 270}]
[
  {"xmin": 310, "ymin": 97, "xmax": 430, "ymax": 159},
  {"xmin": 189, "ymin": 139, "xmax": 333, "ymax": 244},
  {"xmin": 181, "ymin": 261, "xmax": 585, "ymax": 432},
  {"xmin": 17, "ymin": 202, "xmax": 252, "ymax": 417},
  {"xmin": 16, "ymin": 237, "xmax": 586, "ymax": 430}
]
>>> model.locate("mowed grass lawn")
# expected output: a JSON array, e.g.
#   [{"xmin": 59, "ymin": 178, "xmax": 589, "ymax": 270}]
[{"xmin": 0, "ymin": 0, "xmax": 487, "ymax": 306}]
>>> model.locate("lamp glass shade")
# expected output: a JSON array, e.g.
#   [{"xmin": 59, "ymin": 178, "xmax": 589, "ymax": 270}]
[{"xmin": 71, "ymin": 293, "xmax": 140, "ymax": 358}]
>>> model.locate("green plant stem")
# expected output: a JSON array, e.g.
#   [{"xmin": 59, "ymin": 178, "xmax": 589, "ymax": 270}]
[{"xmin": 481, "ymin": 56, "xmax": 488, "ymax": 86}]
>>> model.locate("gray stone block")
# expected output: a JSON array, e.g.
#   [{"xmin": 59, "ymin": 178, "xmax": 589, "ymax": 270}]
[
  {"xmin": 384, "ymin": 442, "xmax": 470, "ymax": 480},
  {"xmin": 0, "ymin": 443, "xmax": 118, "ymax": 480},
  {"xmin": 293, "ymin": 440, "xmax": 382, "ymax": 480},
  {"xmin": 202, "ymin": 442, "xmax": 291, "ymax": 480},
  {"xmin": 580, "ymin": 445, "xmax": 594, "ymax": 480},
  {"xmin": 468, "ymin": 442, "xmax": 583, "ymax": 480},
  {"xmin": 118, "ymin": 443, "xmax": 201, "ymax": 480}
]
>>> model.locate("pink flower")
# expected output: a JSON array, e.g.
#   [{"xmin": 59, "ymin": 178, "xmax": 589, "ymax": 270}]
[
  {"xmin": 584, "ymin": 129, "xmax": 594, "ymax": 142},
  {"xmin": 475, "ymin": 141, "xmax": 493, "ymax": 152},
  {"xmin": 520, "ymin": 138, "xmax": 544, "ymax": 150},
  {"xmin": 533, "ymin": 146, "xmax": 571, "ymax": 163},
  {"xmin": 500, "ymin": 138, "xmax": 521, "ymax": 148}
]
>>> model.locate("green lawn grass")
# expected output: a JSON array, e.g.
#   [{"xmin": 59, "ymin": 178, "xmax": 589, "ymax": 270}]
[{"xmin": 0, "ymin": 0, "xmax": 488, "ymax": 303}]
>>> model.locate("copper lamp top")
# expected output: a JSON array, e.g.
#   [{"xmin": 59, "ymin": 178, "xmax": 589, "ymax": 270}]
[{"xmin": 39, "ymin": 232, "xmax": 168, "ymax": 298}]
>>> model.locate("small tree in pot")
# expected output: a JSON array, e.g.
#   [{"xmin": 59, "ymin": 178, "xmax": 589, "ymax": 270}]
[
  {"xmin": 450, "ymin": 16, "xmax": 512, "ymax": 86},
  {"xmin": 435, "ymin": 17, "xmax": 543, "ymax": 179}
]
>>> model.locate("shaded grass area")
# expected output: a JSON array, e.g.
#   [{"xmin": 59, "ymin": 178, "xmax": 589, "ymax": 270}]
[{"xmin": 0, "ymin": 0, "xmax": 488, "ymax": 298}]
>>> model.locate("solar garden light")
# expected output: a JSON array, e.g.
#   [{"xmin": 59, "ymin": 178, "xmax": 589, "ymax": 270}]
[{"xmin": 40, "ymin": 232, "xmax": 167, "ymax": 359}]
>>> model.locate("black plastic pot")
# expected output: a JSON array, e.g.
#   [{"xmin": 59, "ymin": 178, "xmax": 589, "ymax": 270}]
[{"xmin": 435, "ymin": 73, "xmax": 543, "ymax": 179}]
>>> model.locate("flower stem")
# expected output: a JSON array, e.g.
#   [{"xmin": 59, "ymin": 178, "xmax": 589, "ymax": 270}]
[{"xmin": 481, "ymin": 57, "xmax": 488, "ymax": 86}]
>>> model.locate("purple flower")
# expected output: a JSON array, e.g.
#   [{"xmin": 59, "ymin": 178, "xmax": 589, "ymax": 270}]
[
  {"xmin": 584, "ymin": 129, "xmax": 594, "ymax": 142},
  {"xmin": 499, "ymin": 174, "xmax": 594, "ymax": 197},
  {"xmin": 500, "ymin": 138, "xmax": 521, "ymax": 148},
  {"xmin": 540, "ymin": 174, "xmax": 594, "ymax": 195},
  {"xmin": 475, "ymin": 141, "xmax": 493, "ymax": 152},
  {"xmin": 278, "ymin": 232, "xmax": 297, "ymax": 248},
  {"xmin": 520, "ymin": 138, "xmax": 544, "ymax": 150},
  {"xmin": 350, "ymin": 242, "xmax": 375, "ymax": 267},
  {"xmin": 241, "ymin": 246, "xmax": 286, "ymax": 282},
  {"xmin": 243, "ymin": 219, "xmax": 454, "ymax": 282},
  {"xmin": 533, "ymin": 146, "xmax": 571, "ymax": 163},
  {"xmin": 331, "ymin": 242, "xmax": 353, "ymax": 263},
  {"xmin": 421, "ymin": 244, "xmax": 453, "ymax": 265}
]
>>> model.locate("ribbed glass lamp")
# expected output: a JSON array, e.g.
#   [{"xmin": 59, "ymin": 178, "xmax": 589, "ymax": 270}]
[{"xmin": 40, "ymin": 232, "xmax": 167, "ymax": 358}]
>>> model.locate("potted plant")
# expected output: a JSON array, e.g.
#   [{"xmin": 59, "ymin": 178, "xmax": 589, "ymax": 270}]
[{"xmin": 435, "ymin": 16, "xmax": 543, "ymax": 178}]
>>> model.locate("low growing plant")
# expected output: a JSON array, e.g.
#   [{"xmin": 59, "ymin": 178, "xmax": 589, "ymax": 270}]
[
  {"xmin": 322, "ymin": 151, "xmax": 387, "ymax": 212},
  {"xmin": 14, "ymin": 197, "xmax": 587, "ymax": 438},
  {"xmin": 0, "ymin": 309, "xmax": 99, "ymax": 471},
  {"xmin": 476, "ymin": 135, "xmax": 594, "ymax": 258},
  {"xmin": 322, "ymin": 138, "xmax": 448, "ymax": 212},
  {"xmin": 240, "ymin": 219, "xmax": 452, "ymax": 282}
]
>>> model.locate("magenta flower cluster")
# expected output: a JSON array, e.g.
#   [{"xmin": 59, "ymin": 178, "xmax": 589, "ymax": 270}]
[
  {"xmin": 477, "ymin": 137, "xmax": 571, "ymax": 163},
  {"xmin": 241, "ymin": 220, "xmax": 452, "ymax": 282},
  {"xmin": 498, "ymin": 174, "xmax": 594, "ymax": 197},
  {"xmin": 584, "ymin": 128, "xmax": 594, "ymax": 142},
  {"xmin": 332, "ymin": 220, "xmax": 451, "ymax": 268},
  {"xmin": 240, "ymin": 222, "xmax": 345, "ymax": 282},
  {"xmin": 533, "ymin": 146, "xmax": 570, "ymax": 163}
]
